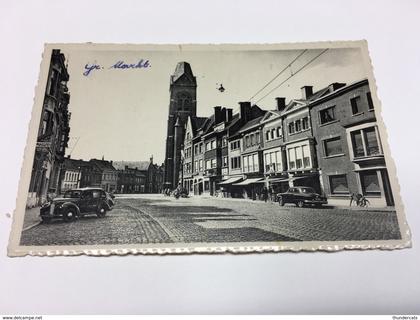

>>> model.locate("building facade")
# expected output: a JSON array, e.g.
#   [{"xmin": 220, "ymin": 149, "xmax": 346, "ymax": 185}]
[
  {"xmin": 117, "ymin": 166, "xmax": 146, "ymax": 193},
  {"xmin": 178, "ymin": 76, "xmax": 394, "ymax": 208},
  {"xmin": 27, "ymin": 49, "xmax": 71, "ymax": 207},
  {"xmin": 60, "ymin": 157, "xmax": 84, "ymax": 192},
  {"xmin": 309, "ymin": 79, "xmax": 393, "ymax": 207}
]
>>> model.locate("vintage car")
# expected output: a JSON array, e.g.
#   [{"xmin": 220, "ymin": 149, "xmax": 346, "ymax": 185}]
[
  {"xmin": 276, "ymin": 186, "xmax": 328, "ymax": 208},
  {"xmin": 40, "ymin": 187, "xmax": 114, "ymax": 223}
]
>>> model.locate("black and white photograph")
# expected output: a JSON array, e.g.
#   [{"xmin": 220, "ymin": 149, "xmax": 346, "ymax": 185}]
[{"xmin": 8, "ymin": 42, "xmax": 411, "ymax": 256}]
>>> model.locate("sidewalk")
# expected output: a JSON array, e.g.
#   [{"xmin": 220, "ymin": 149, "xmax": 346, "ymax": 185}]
[
  {"xmin": 23, "ymin": 206, "xmax": 42, "ymax": 231},
  {"xmin": 192, "ymin": 195, "xmax": 396, "ymax": 212}
]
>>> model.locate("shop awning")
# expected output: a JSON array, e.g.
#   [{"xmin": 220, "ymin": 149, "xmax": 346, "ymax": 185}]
[
  {"xmin": 269, "ymin": 176, "xmax": 309, "ymax": 183},
  {"xmin": 233, "ymin": 178, "xmax": 264, "ymax": 186},
  {"xmin": 218, "ymin": 177, "xmax": 243, "ymax": 185}
]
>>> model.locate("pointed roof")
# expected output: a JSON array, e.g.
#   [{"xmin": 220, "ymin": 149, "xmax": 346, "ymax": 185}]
[{"xmin": 171, "ymin": 62, "xmax": 196, "ymax": 85}]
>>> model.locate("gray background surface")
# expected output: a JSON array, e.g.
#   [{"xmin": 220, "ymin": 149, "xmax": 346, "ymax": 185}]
[{"xmin": 0, "ymin": 0, "xmax": 419, "ymax": 314}]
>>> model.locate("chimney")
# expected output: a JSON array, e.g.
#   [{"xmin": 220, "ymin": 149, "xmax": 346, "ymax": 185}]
[
  {"xmin": 301, "ymin": 86, "xmax": 313, "ymax": 100},
  {"xmin": 275, "ymin": 97, "xmax": 286, "ymax": 112},
  {"xmin": 225, "ymin": 108, "xmax": 233, "ymax": 122},
  {"xmin": 239, "ymin": 101, "xmax": 251, "ymax": 122},
  {"xmin": 214, "ymin": 106, "xmax": 223, "ymax": 124},
  {"xmin": 328, "ymin": 82, "xmax": 346, "ymax": 92}
]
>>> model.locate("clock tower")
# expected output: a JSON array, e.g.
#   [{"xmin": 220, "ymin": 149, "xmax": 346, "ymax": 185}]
[{"xmin": 164, "ymin": 62, "xmax": 197, "ymax": 189}]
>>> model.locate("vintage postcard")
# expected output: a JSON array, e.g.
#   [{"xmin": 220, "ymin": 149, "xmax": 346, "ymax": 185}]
[{"xmin": 8, "ymin": 41, "xmax": 411, "ymax": 256}]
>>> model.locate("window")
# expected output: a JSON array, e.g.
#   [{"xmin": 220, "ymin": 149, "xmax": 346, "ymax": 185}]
[
  {"xmin": 210, "ymin": 158, "xmax": 217, "ymax": 168},
  {"xmin": 264, "ymin": 150, "xmax": 282, "ymax": 172},
  {"xmin": 324, "ymin": 137, "xmax": 343, "ymax": 157},
  {"xmin": 194, "ymin": 160, "xmax": 198, "ymax": 172},
  {"xmin": 296, "ymin": 147, "xmax": 303, "ymax": 169},
  {"xmin": 250, "ymin": 134, "xmax": 255, "ymax": 145},
  {"xmin": 365, "ymin": 127, "xmax": 380, "ymax": 155},
  {"xmin": 319, "ymin": 106, "xmax": 336, "ymax": 124},
  {"xmin": 210, "ymin": 140, "xmax": 216, "ymax": 150},
  {"xmin": 351, "ymin": 130, "xmax": 364, "ymax": 157},
  {"xmin": 256, "ymin": 132, "xmax": 260, "ymax": 144},
  {"xmin": 276, "ymin": 127, "xmax": 282, "ymax": 137},
  {"xmin": 288, "ymin": 148, "xmax": 296, "ymax": 169},
  {"xmin": 205, "ymin": 160, "xmax": 210, "ymax": 170},
  {"xmin": 302, "ymin": 117, "xmax": 309, "ymax": 130},
  {"xmin": 231, "ymin": 156, "xmax": 241, "ymax": 169},
  {"xmin": 367, "ymin": 92, "xmax": 374, "ymax": 110},
  {"xmin": 205, "ymin": 142, "xmax": 210, "ymax": 151},
  {"xmin": 288, "ymin": 122, "xmax": 295, "ymax": 134},
  {"xmin": 222, "ymin": 156, "xmax": 228, "ymax": 167},
  {"xmin": 266, "ymin": 131, "xmax": 270, "ymax": 140},
  {"xmin": 230, "ymin": 140, "xmax": 240, "ymax": 150},
  {"xmin": 199, "ymin": 143, "xmax": 203, "ymax": 153},
  {"xmin": 329, "ymin": 175, "xmax": 349, "ymax": 194},
  {"xmin": 194, "ymin": 144, "xmax": 199, "ymax": 155},
  {"xmin": 222, "ymin": 136, "xmax": 227, "ymax": 147},
  {"xmin": 244, "ymin": 136, "xmax": 249, "ymax": 148},
  {"xmin": 360, "ymin": 170, "xmax": 381, "ymax": 196},
  {"xmin": 243, "ymin": 156, "xmax": 249, "ymax": 172},
  {"xmin": 271, "ymin": 129, "xmax": 275, "ymax": 139},
  {"xmin": 350, "ymin": 96, "xmax": 361, "ymax": 115},
  {"xmin": 199, "ymin": 159, "xmax": 203, "ymax": 171},
  {"xmin": 295, "ymin": 120, "xmax": 302, "ymax": 132},
  {"xmin": 351, "ymin": 127, "xmax": 381, "ymax": 158}
]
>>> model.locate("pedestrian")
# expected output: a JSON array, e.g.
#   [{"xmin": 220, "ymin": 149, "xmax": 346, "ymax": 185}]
[
  {"xmin": 268, "ymin": 186, "xmax": 273, "ymax": 202},
  {"xmin": 262, "ymin": 186, "xmax": 268, "ymax": 202}
]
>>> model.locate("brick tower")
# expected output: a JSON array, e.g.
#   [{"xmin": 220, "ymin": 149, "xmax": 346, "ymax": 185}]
[{"xmin": 164, "ymin": 62, "xmax": 197, "ymax": 189}]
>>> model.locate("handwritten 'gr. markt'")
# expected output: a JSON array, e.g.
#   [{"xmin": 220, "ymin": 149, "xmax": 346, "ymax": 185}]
[{"xmin": 83, "ymin": 59, "xmax": 151, "ymax": 76}]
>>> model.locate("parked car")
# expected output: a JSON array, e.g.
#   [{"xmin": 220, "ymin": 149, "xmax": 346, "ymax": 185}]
[
  {"xmin": 40, "ymin": 187, "xmax": 113, "ymax": 223},
  {"xmin": 276, "ymin": 186, "xmax": 327, "ymax": 208}
]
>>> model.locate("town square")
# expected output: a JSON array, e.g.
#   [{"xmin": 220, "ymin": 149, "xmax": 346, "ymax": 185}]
[{"xmin": 14, "ymin": 43, "xmax": 406, "ymax": 250}]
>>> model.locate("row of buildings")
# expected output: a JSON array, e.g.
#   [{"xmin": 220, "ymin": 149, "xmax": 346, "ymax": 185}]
[
  {"xmin": 59, "ymin": 157, "xmax": 164, "ymax": 195},
  {"xmin": 27, "ymin": 49, "xmax": 71, "ymax": 207},
  {"xmin": 179, "ymin": 78, "xmax": 394, "ymax": 207},
  {"xmin": 27, "ymin": 48, "xmax": 164, "ymax": 208}
]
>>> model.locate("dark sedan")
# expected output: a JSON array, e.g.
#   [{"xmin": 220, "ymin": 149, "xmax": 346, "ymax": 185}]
[
  {"xmin": 40, "ymin": 187, "xmax": 114, "ymax": 223},
  {"xmin": 276, "ymin": 186, "xmax": 327, "ymax": 208}
]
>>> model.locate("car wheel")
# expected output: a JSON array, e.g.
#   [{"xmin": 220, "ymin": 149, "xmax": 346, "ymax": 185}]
[
  {"xmin": 63, "ymin": 208, "xmax": 76, "ymax": 222},
  {"xmin": 278, "ymin": 196, "xmax": 284, "ymax": 206},
  {"xmin": 297, "ymin": 200, "xmax": 304, "ymax": 208},
  {"xmin": 41, "ymin": 216, "xmax": 51, "ymax": 224},
  {"xmin": 97, "ymin": 204, "xmax": 107, "ymax": 218}
]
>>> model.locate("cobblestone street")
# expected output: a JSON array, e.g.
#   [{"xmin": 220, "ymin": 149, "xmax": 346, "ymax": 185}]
[{"xmin": 20, "ymin": 194, "xmax": 401, "ymax": 246}]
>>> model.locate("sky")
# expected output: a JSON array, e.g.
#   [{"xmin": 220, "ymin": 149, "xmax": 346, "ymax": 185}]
[{"xmin": 61, "ymin": 45, "xmax": 368, "ymax": 165}]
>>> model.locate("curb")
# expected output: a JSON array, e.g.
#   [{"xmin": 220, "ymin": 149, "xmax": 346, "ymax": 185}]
[{"xmin": 22, "ymin": 220, "xmax": 41, "ymax": 232}]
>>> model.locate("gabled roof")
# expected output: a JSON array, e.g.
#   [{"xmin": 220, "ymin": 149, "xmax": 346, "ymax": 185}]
[
  {"xmin": 89, "ymin": 159, "xmax": 116, "ymax": 171},
  {"xmin": 260, "ymin": 110, "xmax": 282, "ymax": 123},
  {"xmin": 112, "ymin": 160, "xmax": 151, "ymax": 171},
  {"xmin": 282, "ymin": 99, "xmax": 308, "ymax": 114}
]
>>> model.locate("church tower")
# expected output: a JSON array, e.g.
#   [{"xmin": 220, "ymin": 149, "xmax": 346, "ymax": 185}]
[{"xmin": 164, "ymin": 62, "xmax": 197, "ymax": 189}]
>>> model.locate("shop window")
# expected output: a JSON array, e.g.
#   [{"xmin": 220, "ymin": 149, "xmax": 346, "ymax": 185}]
[
  {"xmin": 319, "ymin": 106, "xmax": 336, "ymax": 124},
  {"xmin": 360, "ymin": 170, "xmax": 381, "ymax": 196},
  {"xmin": 329, "ymin": 175, "xmax": 349, "ymax": 194},
  {"xmin": 324, "ymin": 137, "xmax": 343, "ymax": 157}
]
